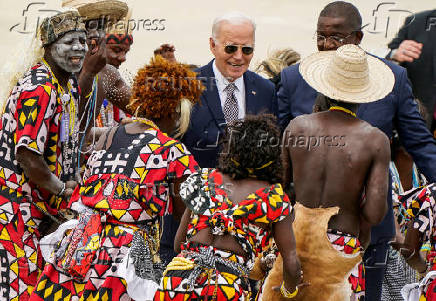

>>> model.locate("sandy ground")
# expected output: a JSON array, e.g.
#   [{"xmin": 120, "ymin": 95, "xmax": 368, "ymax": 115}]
[{"xmin": 0, "ymin": 0, "xmax": 434, "ymax": 76}]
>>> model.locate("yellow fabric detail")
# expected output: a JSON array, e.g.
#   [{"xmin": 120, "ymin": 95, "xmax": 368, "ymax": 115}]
[
  {"xmin": 176, "ymin": 143, "xmax": 184, "ymax": 152},
  {"xmin": 149, "ymin": 144, "xmax": 160, "ymax": 151},
  {"xmin": 19, "ymin": 112, "xmax": 26, "ymax": 127},
  {"xmin": 116, "ymin": 184, "xmax": 123, "ymax": 197},
  {"xmin": 93, "ymin": 181, "xmax": 102, "ymax": 194},
  {"xmin": 37, "ymin": 278, "xmax": 47, "ymax": 291},
  {"xmin": 53, "ymin": 289, "xmax": 63, "ymax": 301},
  {"xmin": 140, "ymin": 169, "xmax": 149, "ymax": 183},
  {"xmin": 149, "ymin": 203, "xmax": 158, "ymax": 213},
  {"xmin": 29, "ymin": 250, "xmax": 37, "ymax": 265},
  {"xmin": 0, "ymin": 228, "xmax": 11, "ymax": 240},
  {"xmin": 95, "ymin": 199, "xmax": 110, "ymax": 210},
  {"xmin": 47, "ymin": 154, "xmax": 57, "ymax": 163},
  {"xmin": 28, "ymin": 141, "xmax": 38, "ymax": 151},
  {"xmin": 0, "ymin": 227, "xmax": 11, "ymax": 240},
  {"xmin": 178, "ymin": 155, "xmax": 190, "ymax": 167},
  {"xmin": 10, "ymin": 259, "xmax": 18, "ymax": 275},
  {"xmin": 73, "ymin": 282, "xmax": 85, "ymax": 294},
  {"xmin": 221, "ymin": 284, "xmax": 236, "ymax": 299},
  {"xmin": 14, "ymin": 244, "xmax": 25, "ymax": 258},
  {"xmin": 24, "ymin": 98, "xmax": 37, "ymax": 107},
  {"xmin": 44, "ymin": 284, "xmax": 54, "ymax": 298},
  {"xmin": 30, "ymin": 107, "xmax": 38, "ymax": 122},
  {"xmin": 0, "ymin": 213, "xmax": 8, "ymax": 222},
  {"xmin": 110, "ymin": 209, "xmax": 125, "ymax": 220}
]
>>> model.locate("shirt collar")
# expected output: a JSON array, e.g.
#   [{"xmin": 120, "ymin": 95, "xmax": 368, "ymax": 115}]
[{"xmin": 212, "ymin": 60, "xmax": 244, "ymax": 93}]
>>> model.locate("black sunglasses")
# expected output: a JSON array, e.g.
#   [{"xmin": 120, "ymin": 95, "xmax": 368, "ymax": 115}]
[{"xmin": 224, "ymin": 44, "xmax": 254, "ymax": 55}]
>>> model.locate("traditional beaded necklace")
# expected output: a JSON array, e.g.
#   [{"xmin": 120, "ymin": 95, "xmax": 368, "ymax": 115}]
[
  {"xmin": 133, "ymin": 117, "xmax": 160, "ymax": 130},
  {"xmin": 329, "ymin": 105, "xmax": 357, "ymax": 117},
  {"xmin": 41, "ymin": 59, "xmax": 78, "ymax": 181}
]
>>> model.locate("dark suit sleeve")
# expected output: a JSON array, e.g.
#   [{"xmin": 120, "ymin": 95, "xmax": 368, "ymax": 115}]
[
  {"xmin": 271, "ymin": 84, "xmax": 278, "ymax": 117},
  {"xmin": 277, "ymin": 68, "xmax": 293, "ymax": 130},
  {"xmin": 394, "ymin": 68, "xmax": 436, "ymax": 182},
  {"xmin": 388, "ymin": 16, "xmax": 411, "ymax": 50}
]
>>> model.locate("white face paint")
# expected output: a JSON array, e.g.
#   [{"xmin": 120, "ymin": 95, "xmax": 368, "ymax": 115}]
[{"xmin": 50, "ymin": 31, "xmax": 88, "ymax": 73}]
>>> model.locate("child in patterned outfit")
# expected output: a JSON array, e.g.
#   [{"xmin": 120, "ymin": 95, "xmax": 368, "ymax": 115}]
[{"xmin": 154, "ymin": 115, "xmax": 302, "ymax": 300}]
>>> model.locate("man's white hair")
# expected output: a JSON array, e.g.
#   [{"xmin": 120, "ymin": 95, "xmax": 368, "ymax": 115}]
[{"xmin": 212, "ymin": 11, "xmax": 256, "ymax": 41}]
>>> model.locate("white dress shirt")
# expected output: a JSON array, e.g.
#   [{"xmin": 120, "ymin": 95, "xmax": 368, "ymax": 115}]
[{"xmin": 212, "ymin": 61, "xmax": 246, "ymax": 119}]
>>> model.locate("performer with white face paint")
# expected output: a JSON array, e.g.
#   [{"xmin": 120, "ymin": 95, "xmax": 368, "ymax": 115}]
[{"xmin": 0, "ymin": 10, "xmax": 86, "ymax": 300}]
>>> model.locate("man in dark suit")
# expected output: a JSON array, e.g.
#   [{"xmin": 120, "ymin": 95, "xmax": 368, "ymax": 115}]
[
  {"xmin": 277, "ymin": 2, "xmax": 436, "ymax": 300},
  {"xmin": 160, "ymin": 12, "xmax": 277, "ymax": 266},
  {"xmin": 182, "ymin": 13, "xmax": 277, "ymax": 168},
  {"xmin": 388, "ymin": 9, "xmax": 436, "ymax": 128}
]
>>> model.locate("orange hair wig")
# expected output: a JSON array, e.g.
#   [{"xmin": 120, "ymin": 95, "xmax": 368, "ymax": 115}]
[{"xmin": 128, "ymin": 55, "xmax": 204, "ymax": 120}]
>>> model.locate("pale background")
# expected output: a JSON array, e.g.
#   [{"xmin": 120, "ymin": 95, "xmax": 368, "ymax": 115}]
[{"xmin": 0, "ymin": 0, "xmax": 435, "ymax": 76}]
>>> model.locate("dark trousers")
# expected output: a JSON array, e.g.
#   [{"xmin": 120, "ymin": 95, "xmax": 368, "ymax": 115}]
[{"xmin": 363, "ymin": 242, "xmax": 389, "ymax": 301}]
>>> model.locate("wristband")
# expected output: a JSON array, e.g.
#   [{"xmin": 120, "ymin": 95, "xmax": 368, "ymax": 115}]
[
  {"xmin": 57, "ymin": 182, "xmax": 66, "ymax": 197},
  {"xmin": 280, "ymin": 282, "xmax": 298, "ymax": 298}
]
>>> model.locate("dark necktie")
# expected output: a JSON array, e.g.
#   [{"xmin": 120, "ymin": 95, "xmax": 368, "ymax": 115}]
[{"xmin": 223, "ymin": 83, "xmax": 239, "ymax": 123}]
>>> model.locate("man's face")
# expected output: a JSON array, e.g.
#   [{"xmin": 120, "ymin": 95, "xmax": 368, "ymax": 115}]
[
  {"xmin": 316, "ymin": 16, "xmax": 362, "ymax": 51},
  {"xmin": 50, "ymin": 31, "xmax": 87, "ymax": 73},
  {"xmin": 210, "ymin": 21, "xmax": 254, "ymax": 81},
  {"xmin": 106, "ymin": 43, "xmax": 130, "ymax": 68}
]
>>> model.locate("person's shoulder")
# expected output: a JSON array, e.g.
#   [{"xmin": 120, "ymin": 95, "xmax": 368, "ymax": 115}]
[
  {"xmin": 245, "ymin": 69, "xmax": 274, "ymax": 90},
  {"xmin": 361, "ymin": 121, "xmax": 390, "ymax": 148},
  {"xmin": 18, "ymin": 64, "xmax": 55, "ymax": 91},
  {"xmin": 286, "ymin": 113, "xmax": 312, "ymax": 131},
  {"xmin": 282, "ymin": 63, "xmax": 301, "ymax": 75},
  {"xmin": 195, "ymin": 60, "xmax": 214, "ymax": 75}
]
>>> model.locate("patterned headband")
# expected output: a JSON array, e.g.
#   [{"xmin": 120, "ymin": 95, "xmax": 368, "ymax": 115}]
[{"xmin": 106, "ymin": 33, "xmax": 133, "ymax": 45}]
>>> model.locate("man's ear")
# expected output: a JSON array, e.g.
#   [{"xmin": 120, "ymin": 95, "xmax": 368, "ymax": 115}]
[{"xmin": 209, "ymin": 37, "xmax": 216, "ymax": 54}]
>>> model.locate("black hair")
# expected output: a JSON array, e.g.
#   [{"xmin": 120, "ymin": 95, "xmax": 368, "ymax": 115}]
[
  {"xmin": 217, "ymin": 114, "xmax": 283, "ymax": 183},
  {"xmin": 319, "ymin": 1, "xmax": 362, "ymax": 31},
  {"xmin": 313, "ymin": 93, "xmax": 331, "ymax": 112}
]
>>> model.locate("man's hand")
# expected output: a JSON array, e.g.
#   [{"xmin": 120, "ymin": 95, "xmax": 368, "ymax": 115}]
[
  {"xmin": 62, "ymin": 180, "xmax": 79, "ymax": 199},
  {"xmin": 82, "ymin": 36, "xmax": 107, "ymax": 76},
  {"xmin": 392, "ymin": 40, "xmax": 423, "ymax": 63}
]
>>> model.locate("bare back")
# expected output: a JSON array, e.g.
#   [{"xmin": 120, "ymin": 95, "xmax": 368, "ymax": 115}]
[{"xmin": 283, "ymin": 111, "xmax": 390, "ymax": 237}]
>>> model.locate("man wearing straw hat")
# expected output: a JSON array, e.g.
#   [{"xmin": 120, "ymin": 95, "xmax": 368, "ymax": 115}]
[
  {"xmin": 274, "ymin": 44, "xmax": 391, "ymax": 300},
  {"xmin": 277, "ymin": 1, "xmax": 436, "ymax": 299},
  {"xmin": 0, "ymin": 10, "xmax": 87, "ymax": 299}
]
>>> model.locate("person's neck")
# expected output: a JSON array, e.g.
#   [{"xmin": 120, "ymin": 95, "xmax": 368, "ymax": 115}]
[
  {"xmin": 43, "ymin": 54, "xmax": 70, "ymax": 88},
  {"xmin": 331, "ymin": 101, "xmax": 358, "ymax": 114},
  {"xmin": 138, "ymin": 116, "xmax": 174, "ymax": 134},
  {"xmin": 154, "ymin": 118, "xmax": 173, "ymax": 134}
]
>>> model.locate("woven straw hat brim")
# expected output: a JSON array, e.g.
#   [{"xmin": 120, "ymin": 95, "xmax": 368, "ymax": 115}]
[
  {"xmin": 299, "ymin": 51, "xmax": 395, "ymax": 104},
  {"xmin": 76, "ymin": 0, "xmax": 128, "ymax": 21}
]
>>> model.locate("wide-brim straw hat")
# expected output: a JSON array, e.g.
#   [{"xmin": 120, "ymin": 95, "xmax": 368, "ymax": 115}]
[
  {"xmin": 299, "ymin": 44, "xmax": 395, "ymax": 103},
  {"xmin": 62, "ymin": 0, "xmax": 128, "ymax": 22}
]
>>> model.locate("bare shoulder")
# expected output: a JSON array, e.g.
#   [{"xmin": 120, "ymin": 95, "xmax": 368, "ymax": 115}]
[
  {"xmin": 363, "ymin": 123, "xmax": 390, "ymax": 154},
  {"xmin": 99, "ymin": 64, "xmax": 122, "ymax": 81},
  {"xmin": 286, "ymin": 114, "xmax": 313, "ymax": 132}
]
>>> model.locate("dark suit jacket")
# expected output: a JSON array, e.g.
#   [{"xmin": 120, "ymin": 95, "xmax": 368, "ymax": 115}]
[
  {"xmin": 182, "ymin": 59, "xmax": 277, "ymax": 168},
  {"xmin": 388, "ymin": 9, "xmax": 436, "ymax": 125},
  {"xmin": 277, "ymin": 59, "xmax": 436, "ymax": 243}
]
